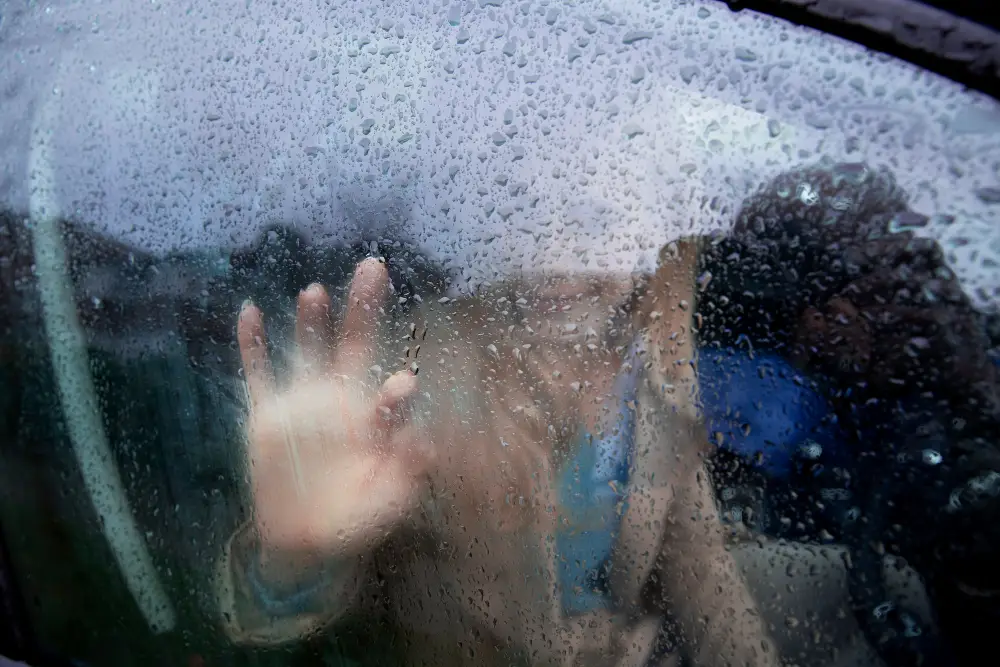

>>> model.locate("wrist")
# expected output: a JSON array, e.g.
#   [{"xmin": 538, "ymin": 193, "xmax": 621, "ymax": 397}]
[
  {"xmin": 247, "ymin": 537, "xmax": 350, "ymax": 618},
  {"xmin": 255, "ymin": 544, "xmax": 324, "ymax": 590}
]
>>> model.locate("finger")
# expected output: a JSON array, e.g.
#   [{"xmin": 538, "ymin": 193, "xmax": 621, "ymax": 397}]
[
  {"xmin": 336, "ymin": 258, "xmax": 391, "ymax": 375},
  {"xmin": 374, "ymin": 370, "xmax": 419, "ymax": 431},
  {"xmin": 296, "ymin": 283, "xmax": 334, "ymax": 376},
  {"xmin": 237, "ymin": 301, "xmax": 275, "ymax": 410}
]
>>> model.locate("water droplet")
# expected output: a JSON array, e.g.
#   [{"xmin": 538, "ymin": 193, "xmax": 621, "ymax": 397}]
[
  {"xmin": 805, "ymin": 112, "xmax": 833, "ymax": 130},
  {"xmin": 622, "ymin": 30, "xmax": 653, "ymax": 45},
  {"xmin": 800, "ymin": 441, "xmax": 823, "ymax": 460},
  {"xmin": 622, "ymin": 122, "xmax": 644, "ymax": 139},
  {"xmin": 679, "ymin": 65, "xmax": 699, "ymax": 84},
  {"xmin": 873, "ymin": 602, "xmax": 895, "ymax": 619},
  {"xmin": 888, "ymin": 211, "xmax": 929, "ymax": 232},
  {"xmin": 833, "ymin": 163, "xmax": 869, "ymax": 185},
  {"xmin": 797, "ymin": 182, "xmax": 820, "ymax": 206},
  {"xmin": 828, "ymin": 194, "xmax": 852, "ymax": 211},
  {"xmin": 975, "ymin": 187, "xmax": 1000, "ymax": 204}
]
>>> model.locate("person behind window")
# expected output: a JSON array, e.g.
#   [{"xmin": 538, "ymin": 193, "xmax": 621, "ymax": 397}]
[
  {"xmin": 216, "ymin": 232, "xmax": 790, "ymax": 667},
  {"xmin": 213, "ymin": 189, "xmax": 939, "ymax": 666},
  {"xmin": 696, "ymin": 160, "xmax": 1000, "ymax": 667}
]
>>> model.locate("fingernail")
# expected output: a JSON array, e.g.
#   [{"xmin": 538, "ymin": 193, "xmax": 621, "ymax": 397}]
[
  {"xmin": 303, "ymin": 282, "xmax": 323, "ymax": 295},
  {"xmin": 241, "ymin": 298, "xmax": 254, "ymax": 311}
]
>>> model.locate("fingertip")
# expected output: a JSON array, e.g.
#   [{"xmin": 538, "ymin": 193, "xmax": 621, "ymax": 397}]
[
  {"xmin": 356, "ymin": 255, "xmax": 388, "ymax": 274},
  {"xmin": 239, "ymin": 299, "xmax": 260, "ymax": 318},
  {"xmin": 299, "ymin": 282, "xmax": 331, "ymax": 307},
  {"xmin": 353, "ymin": 257, "xmax": 391, "ymax": 293},
  {"xmin": 381, "ymin": 369, "xmax": 419, "ymax": 402},
  {"xmin": 296, "ymin": 283, "xmax": 334, "ymax": 370},
  {"xmin": 337, "ymin": 260, "xmax": 392, "ymax": 374},
  {"xmin": 238, "ymin": 301, "xmax": 264, "ymax": 337},
  {"xmin": 373, "ymin": 370, "xmax": 420, "ymax": 435},
  {"xmin": 297, "ymin": 283, "xmax": 332, "ymax": 324}
]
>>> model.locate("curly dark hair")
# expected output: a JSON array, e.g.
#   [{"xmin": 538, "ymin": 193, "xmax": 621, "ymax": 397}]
[{"xmin": 698, "ymin": 160, "xmax": 1000, "ymax": 667}]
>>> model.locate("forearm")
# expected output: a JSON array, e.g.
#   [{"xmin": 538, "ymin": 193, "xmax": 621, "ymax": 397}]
[
  {"xmin": 646, "ymin": 239, "xmax": 778, "ymax": 665},
  {"xmin": 663, "ymin": 465, "xmax": 779, "ymax": 667}
]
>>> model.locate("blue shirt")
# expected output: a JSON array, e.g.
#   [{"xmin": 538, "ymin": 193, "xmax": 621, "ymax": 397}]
[{"xmin": 556, "ymin": 343, "xmax": 641, "ymax": 615}]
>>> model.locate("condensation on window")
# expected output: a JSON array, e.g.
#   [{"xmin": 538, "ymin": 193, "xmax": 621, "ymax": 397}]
[{"xmin": 1, "ymin": 1, "xmax": 999, "ymax": 667}]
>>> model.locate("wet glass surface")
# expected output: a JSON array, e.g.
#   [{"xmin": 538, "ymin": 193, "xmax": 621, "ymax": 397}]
[{"xmin": 2, "ymin": 2, "xmax": 1000, "ymax": 667}]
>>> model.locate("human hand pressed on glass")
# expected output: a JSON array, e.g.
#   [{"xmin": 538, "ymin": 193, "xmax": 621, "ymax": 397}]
[{"xmin": 237, "ymin": 258, "xmax": 432, "ymax": 580}]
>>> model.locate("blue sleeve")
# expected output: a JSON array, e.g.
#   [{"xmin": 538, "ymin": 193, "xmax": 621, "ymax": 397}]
[{"xmin": 215, "ymin": 522, "xmax": 361, "ymax": 644}]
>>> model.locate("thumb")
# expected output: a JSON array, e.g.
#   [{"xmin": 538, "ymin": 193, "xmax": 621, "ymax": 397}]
[{"xmin": 374, "ymin": 370, "xmax": 419, "ymax": 431}]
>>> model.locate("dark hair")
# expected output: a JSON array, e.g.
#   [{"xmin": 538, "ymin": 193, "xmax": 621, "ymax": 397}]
[
  {"xmin": 698, "ymin": 160, "xmax": 1000, "ymax": 666},
  {"xmin": 697, "ymin": 161, "xmax": 908, "ymax": 349},
  {"xmin": 703, "ymin": 159, "xmax": 999, "ymax": 426}
]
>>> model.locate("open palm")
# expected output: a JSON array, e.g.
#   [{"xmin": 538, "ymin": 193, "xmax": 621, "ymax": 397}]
[{"xmin": 237, "ymin": 258, "xmax": 431, "ymax": 571}]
